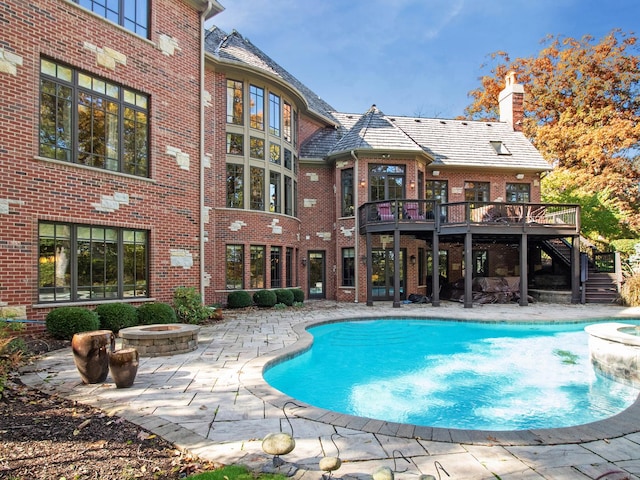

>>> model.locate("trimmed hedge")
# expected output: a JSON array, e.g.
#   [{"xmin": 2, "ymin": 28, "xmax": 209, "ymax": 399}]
[
  {"xmin": 95, "ymin": 303, "xmax": 138, "ymax": 333},
  {"xmin": 227, "ymin": 290, "xmax": 252, "ymax": 309},
  {"xmin": 253, "ymin": 290, "xmax": 277, "ymax": 308},
  {"xmin": 274, "ymin": 289, "xmax": 294, "ymax": 306},
  {"xmin": 136, "ymin": 302, "xmax": 177, "ymax": 325},
  {"xmin": 46, "ymin": 307, "xmax": 100, "ymax": 340},
  {"xmin": 290, "ymin": 288, "xmax": 304, "ymax": 303}
]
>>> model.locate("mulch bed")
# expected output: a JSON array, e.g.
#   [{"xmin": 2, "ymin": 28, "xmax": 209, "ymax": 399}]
[{"xmin": 0, "ymin": 335, "xmax": 221, "ymax": 479}]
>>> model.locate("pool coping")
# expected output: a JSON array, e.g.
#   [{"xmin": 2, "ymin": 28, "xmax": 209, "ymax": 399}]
[{"xmin": 240, "ymin": 311, "xmax": 640, "ymax": 447}]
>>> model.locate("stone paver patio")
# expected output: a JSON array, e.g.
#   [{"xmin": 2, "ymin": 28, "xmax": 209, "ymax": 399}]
[{"xmin": 20, "ymin": 301, "xmax": 640, "ymax": 480}]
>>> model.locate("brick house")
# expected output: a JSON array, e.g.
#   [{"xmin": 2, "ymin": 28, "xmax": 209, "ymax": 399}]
[
  {"xmin": 0, "ymin": 0, "xmax": 222, "ymax": 323},
  {"xmin": 1, "ymin": 2, "xmax": 580, "ymax": 323},
  {"xmin": 204, "ymin": 28, "xmax": 581, "ymax": 308}
]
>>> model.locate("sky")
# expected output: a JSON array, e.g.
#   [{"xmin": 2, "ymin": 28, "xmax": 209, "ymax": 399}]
[{"xmin": 208, "ymin": 1, "xmax": 639, "ymax": 119}]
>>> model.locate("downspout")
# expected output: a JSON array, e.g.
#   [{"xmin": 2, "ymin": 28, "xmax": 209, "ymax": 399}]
[
  {"xmin": 350, "ymin": 150, "xmax": 359, "ymax": 303},
  {"xmin": 199, "ymin": 2, "xmax": 214, "ymax": 301}
]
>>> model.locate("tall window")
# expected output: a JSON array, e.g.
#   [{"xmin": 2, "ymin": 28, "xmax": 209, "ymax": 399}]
[
  {"xmin": 341, "ymin": 169, "xmax": 354, "ymax": 216},
  {"xmin": 226, "ymin": 133, "xmax": 243, "ymax": 155},
  {"xmin": 226, "ymin": 164, "xmax": 243, "ymax": 208},
  {"xmin": 342, "ymin": 248, "xmax": 355, "ymax": 287},
  {"xmin": 250, "ymin": 137, "xmax": 265, "ymax": 160},
  {"xmin": 269, "ymin": 93, "xmax": 281, "ymax": 137},
  {"xmin": 249, "ymin": 85, "xmax": 264, "ymax": 130},
  {"xmin": 76, "ymin": 0, "xmax": 148, "ymax": 37},
  {"xmin": 226, "ymin": 79, "xmax": 244, "ymax": 125},
  {"xmin": 369, "ymin": 165, "xmax": 405, "ymax": 201},
  {"xmin": 38, "ymin": 222, "xmax": 147, "ymax": 303},
  {"xmin": 284, "ymin": 149, "xmax": 292, "ymax": 170},
  {"xmin": 269, "ymin": 171, "xmax": 280, "ymax": 213},
  {"xmin": 226, "ymin": 245, "xmax": 244, "ymax": 289},
  {"xmin": 269, "ymin": 143, "xmax": 281, "ymax": 164},
  {"xmin": 271, "ymin": 247, "xmax": 282, "ymax": 288},
  {"xmin": 464, "ymin": 181, "xmax": 489, "ymax": 202},
  {"xmin": 40, "ymin": 59, "xmax": 149, "ymax": 177},
  {"xmin": 250, "ymin": 167, "xmax": 264, "ymax": 210},
  {"xmin": 283, "ymin": 102, "xmax": 292, "ymax": 143},
  {"xmin": 250, "ymin": 245, "xmax": 265, "ymax": 288},
  {"xmin": 506, "ymin": 183, "xmax": 530, "ymax": 202},
  {"xmin": 284, "ymin": 176, "xmax": 293, "ymax": 216},
  {"xmin": 286, "ymin": 247, "xmax": 294, "ymax": 287}
]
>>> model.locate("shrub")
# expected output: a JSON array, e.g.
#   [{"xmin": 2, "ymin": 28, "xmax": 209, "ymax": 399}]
[
  {"xmin": 94, "ymin": 303, "xmax": 137, "ymax": 333},
  {"xmin": 274, "ymin": 303, "xmax": 287, "ymax": 310},
  {"xmin": 227, "ymin": 290, "xmax": 252, "ymax": 309},
  {"xmin": 136, "ymin": 302, "xmax": 177, "ymax": 325},
  {"xmin": 253, "ymin": 290, "xmax": 277, "ymax": 308},
  {"xmin": 46, "ymin": 307, "xmax": 100, "ymax": 340},
  {"xmin": 174, "ymin": 286, "xmax": 210, "ymax": 324},
  {"xmin": 274, "ymin": 289, "xmax": 294, "ymax": 306},
  {"xmin": 290, "ymin": 288, "xmax": 304, "ymax": 303},
  {"xmin": 621, "ymin": 274, "xmax": 640, "ymax": 306}
]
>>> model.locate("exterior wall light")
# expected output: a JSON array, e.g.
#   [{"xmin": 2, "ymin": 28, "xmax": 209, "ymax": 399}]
[
  {"xmin": 432, "ymin": 170, "xmax": 440, "ymax": 176},
  {"xmin": 516, "ymin": 173, "xmax": 525, "ymax": 180}
]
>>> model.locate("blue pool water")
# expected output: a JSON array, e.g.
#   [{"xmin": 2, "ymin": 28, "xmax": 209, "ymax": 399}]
[{"xmin": 264, "ymin": 319, "xmax": 640, "ymax": 431}]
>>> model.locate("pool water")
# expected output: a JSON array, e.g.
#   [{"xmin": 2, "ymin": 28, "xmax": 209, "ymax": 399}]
[{"xmin": 264, "ymin": 319, "xmax": 640, "ymax": 431}]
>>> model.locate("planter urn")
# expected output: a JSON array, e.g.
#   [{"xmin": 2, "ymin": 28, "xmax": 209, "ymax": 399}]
[
  {"xmin": 109, "ymin": 347, "xmax": 139, "ymax": 388},
  {"xmin": 71, "ymin": 330, "xmax": 115, "ymax": 384}
]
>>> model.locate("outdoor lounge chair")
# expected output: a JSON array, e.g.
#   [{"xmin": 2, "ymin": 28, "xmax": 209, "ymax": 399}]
[
  {"xmin": 377, "ymin": 202, "xmax": 394, "ymax": 221},
  {"xmin": 404, "ymin": 202, "xmax": 424, "ymax": 220}
]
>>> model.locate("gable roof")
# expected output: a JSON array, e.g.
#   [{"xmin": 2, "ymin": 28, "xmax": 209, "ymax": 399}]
[{"xmin": 205, "ymin": 27, "xmax": 338, "ymax": 125}]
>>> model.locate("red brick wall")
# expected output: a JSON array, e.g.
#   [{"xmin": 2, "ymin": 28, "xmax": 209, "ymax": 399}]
[{"xmin": 0, "ymin": 0, "xmax": 204, "ymax": 319}]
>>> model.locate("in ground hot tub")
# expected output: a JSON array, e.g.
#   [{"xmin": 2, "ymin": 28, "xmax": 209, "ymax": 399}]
[
  {"xmin": 585, "ymin": 322, "xmax": 640, "ymax": 387},
  {"xmin": 119, "ymin": 324, "xmax": 200, "ymax": 357}
]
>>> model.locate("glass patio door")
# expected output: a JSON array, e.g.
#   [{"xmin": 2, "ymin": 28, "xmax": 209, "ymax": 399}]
[
  {"xmin": 308, "ymin": 251, "xmax": 325, "ymax": 299},
  {"xmin": 371, "ymin": 248, "xmax": 405, "ymax": 300}
]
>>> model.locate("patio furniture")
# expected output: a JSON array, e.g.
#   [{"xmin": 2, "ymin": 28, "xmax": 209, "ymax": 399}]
[
  {"xmin": 377, "ymin": 202, "xmax": 394, "ymax": 221},
  {"xmin": 404, "ymin": 202, "xmax": 424, "ymax": 220}
]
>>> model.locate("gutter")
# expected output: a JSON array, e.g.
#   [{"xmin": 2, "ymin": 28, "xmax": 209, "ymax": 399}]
[{"xmin": 200, "ymin": 2, "xmax": 215, "ymax": 301}]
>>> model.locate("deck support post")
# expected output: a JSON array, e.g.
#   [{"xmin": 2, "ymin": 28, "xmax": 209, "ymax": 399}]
[
  {"xmin": 571, "ymin": 235, "xmax": 581, "ymax": 304},
  {"xmin": 519, "ymin": 233, "xmax": 529, "ymax": 306},
  {"xmin": 464, "ymin": 232, "xmax": 473, "ymax": 308},
  {"xmin": 393, "ymin": 228, "xmax": 402, "ymax": 308},
  {"xmin": 366, "ymin": 232, "xmax": 373, "ymax": 306},
  {"xmin": 432, "ymin": 230, "xmax": 440, "ymax": 306}
]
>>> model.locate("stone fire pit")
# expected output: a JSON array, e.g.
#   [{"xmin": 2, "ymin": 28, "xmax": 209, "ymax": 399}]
[{"xmin": 119, "ymin": 324, "xmax": 200, "ymax": 357}]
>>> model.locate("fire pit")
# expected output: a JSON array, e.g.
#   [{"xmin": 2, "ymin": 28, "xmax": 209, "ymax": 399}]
[{"xmin": 119, "ymin": 324, "xmax": 200, "ymax": 357}]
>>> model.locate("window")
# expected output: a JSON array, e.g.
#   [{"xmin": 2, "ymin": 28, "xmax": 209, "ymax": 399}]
[
  {"xmin": 226, "ymin": 164, "xmax": 243, "ymax": 208},
  {"xmin": 341, "ymin": 169, "xmax": 354, "ymax": 216},
  {"xmin": 269, "ymin": 143, "xmax": 281, "ymax": 164},
  {"xmin": 38, "ymin": 222, "xmax": 147, "ymax": 303},
  {"xmin": 473, "ymin": 250, "xmax": 488, "ymax": 277},
  {"xmin": 226, "ymin": 79, "xmax": 244, "ymax": 125},
  {"xmin": 490, "ymin": 141, "xmax": 511, "ymax": 155},
  {"xmin": 249, "ymin": 85, "xmax": 264, "ymax": 130},
  {"xmin": 249, "ymin": 137, "xmax": 265, "ymax": 160},
  {"xmin": 226, "ymin": 245, "xmax": 244, "ymax": 289},
  {"xmin": 464, "ymin": 181, "xmax": 489, "ymax": 202},
  {"xmin": 271, "ymin": 246, "xmax": 282, "ymax": 288},
  {"xmin": 40, "ymin": 59, "xmax": 149, "ymax": 177},
  {"xmin": 250, "ymin": 245, "xmax": 265, "ymax": 288},
  {"xmin": 342, "ymin": 248, "xmax": 355, "ymax": 287},
  {"xmin": 284, "ymin": 176, "xmax": 293, "ymax": 216},
  {"xmin": 426, "ymin": 249, "xmax": 449, "ymax": 292},
  {"xmin": 284, "ymin": 149, "xmax": 292, "ymax": 170},
  {"xmin": 425, "ymin": 180, "xmax": 448, "ymax": 202},
  {"xmin": 369, "ymin": 165, "xmax": 405, "ymax": 201},
  {"xmin": 506, "ymin": 183, "xmax": 530, "ymax": 203},
  {"xmin": 250, "ymin": 166, "xmax": 264, "ymax": 210},
  {"xmin": 226, "ymin": 133, "xmax": 243, "ymax": 155},
  {"xmin": 286, "ymin": 247, "xmax": 293, "ymax": 287},
  {"xmin": 76, "ymin": 0, "xmax": 148, "ymax": 37},
  {"xmin": 269, "ymin": 93, "xmax": 281, "ymax": 137},
  {"xmin": 283, "ymin": 102, "xmax": 292, "ymax": 143},
  {"xmin": 269, "ymin": 171, "xmax": 280, "ymax": 213}
]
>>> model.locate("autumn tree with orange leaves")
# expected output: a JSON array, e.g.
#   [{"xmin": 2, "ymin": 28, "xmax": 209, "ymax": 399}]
[{"xmin": 465, "ymin": 30, "xmax": 640, "ymax": 244}]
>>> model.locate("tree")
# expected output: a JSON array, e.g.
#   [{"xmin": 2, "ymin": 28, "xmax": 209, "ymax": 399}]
[{"xmin": 465, "ymin": 30, "xmax": 640, "ymax": 241}]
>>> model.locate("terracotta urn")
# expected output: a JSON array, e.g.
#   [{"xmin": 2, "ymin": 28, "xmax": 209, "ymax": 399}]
[
  {"xmin": 109, "ymin": 348, "xmax": 139, "ymax": 388},
  {"xmin": 71, "ymin": 330, "xmax": 115, "ymax": 384}
]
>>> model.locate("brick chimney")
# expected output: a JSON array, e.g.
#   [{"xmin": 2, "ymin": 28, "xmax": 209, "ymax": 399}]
[{"xmin": 498, "ymin": 71, "xmax": 524, "ymax": 132}]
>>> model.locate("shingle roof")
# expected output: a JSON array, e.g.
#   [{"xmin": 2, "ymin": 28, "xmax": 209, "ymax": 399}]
[{"xmin": 205, "ymin": 27, "xmax": 338, "ymax": 124}]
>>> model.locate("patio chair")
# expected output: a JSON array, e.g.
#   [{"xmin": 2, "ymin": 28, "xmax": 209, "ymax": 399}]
[
  {"xmin": 404, "ymin": 202, "xmax": 424, "ymax": 220},
  {"xmin": 377, "ymin": 202, "xmax": 394, "ymax": 221}
]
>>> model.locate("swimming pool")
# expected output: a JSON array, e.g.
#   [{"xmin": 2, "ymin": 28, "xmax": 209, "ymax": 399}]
[{"xmin": 263, "ymin": 318, "xmax": 640, "ymax": 431}]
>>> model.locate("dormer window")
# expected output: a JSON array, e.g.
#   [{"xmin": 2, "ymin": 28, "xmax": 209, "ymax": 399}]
[{"xmin": 491, "ymin": 141, "xmax": 511, "ymax": 155}]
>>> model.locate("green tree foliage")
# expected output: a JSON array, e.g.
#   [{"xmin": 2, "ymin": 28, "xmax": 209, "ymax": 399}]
[{"xmin": 465, "ymin": 30, "xmax": 640, "ymax": 242}]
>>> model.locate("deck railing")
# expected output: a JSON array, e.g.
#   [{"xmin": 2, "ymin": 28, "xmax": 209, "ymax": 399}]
[{"xmin": 359, "ymin": 200, "xmax": 579, "ymax": 232}]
